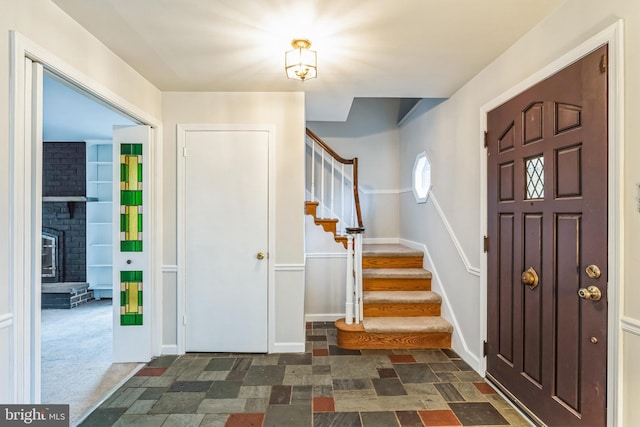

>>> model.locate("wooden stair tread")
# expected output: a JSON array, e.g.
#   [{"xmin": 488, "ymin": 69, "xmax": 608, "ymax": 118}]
[
  {"xmin": 363, "ymin": 268, "xmax": 431, "ymax": 279},
  {"xmin": 363, "ymin": 291, "xmax": 441, "ymax": 304},
  {"xmin": 363, "ymin": 316, "xmax": 453, "ymax": 334},
  {"xmin": 363, "ymin": 244, "xmax": 424, "ymax": 258}
]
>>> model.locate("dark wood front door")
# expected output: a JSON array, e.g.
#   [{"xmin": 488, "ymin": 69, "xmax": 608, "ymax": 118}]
[{"xmin": 486, "ymin": 45, "xmax": 608, "ymax": 426}]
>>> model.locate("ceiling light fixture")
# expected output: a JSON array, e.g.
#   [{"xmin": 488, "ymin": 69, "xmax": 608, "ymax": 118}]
[{"xmin": 285, "ymin": 39, "xmax": 317, "ymax": 82}]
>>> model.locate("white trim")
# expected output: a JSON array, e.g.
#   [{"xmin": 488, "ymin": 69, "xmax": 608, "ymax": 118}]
[
  {"xmin": 621, "ymin": 317, "xmax": 640, "ymax": 337},
  {"xmin": 161, "ymin": 345, "xmax": 180, "ymax": 355},
  {"xmin": 430, "ymin": 194, "xmax": 481, "ymax": 277},
  {"xmin": 274, "ymin": 264, "xmax": 306, "ymax": 271},
  {"xmin": 478, "ymin": 20, "xmax": 624, "ymax": 427},
  {"xmin": 400, "ymin": 238, "xmax": 481, "ymax": 370},
  {"xmin": 305, "ymin": 314, "xmax": 342, "ymax": 322},
  {"xmin": 176, "ymin": 124, "xmax": 277, "ymax": 355},
  {"xmin": 9, "ymin": 31, "xmax": 162, "ymax": 403},
  {"xmin": 359, "ymin": 188, "xmax": 403, "ymax": 195},
  {"xmin": 271, "ymin": 342, "xmax": 306, "ymax": 353},
  {"xmin": 162, "ymin": 265, "xmax": 179, "ymax": 273},
  {"xmin": 0, "ymin": 314, "xmax": 13, "ymax": 329},
  {"xmin": 305, "ymin": 253, "xmax": 347, "ymax": 259}
]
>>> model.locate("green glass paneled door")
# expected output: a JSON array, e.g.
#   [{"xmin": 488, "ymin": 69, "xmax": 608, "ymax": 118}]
[{"xmin": 120, "ymin": 143, "xmax": 143, "ymax": 252}]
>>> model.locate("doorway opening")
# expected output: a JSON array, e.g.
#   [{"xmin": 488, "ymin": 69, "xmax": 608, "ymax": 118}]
[{"xmin": 40, "ymin": 72, "xmax": 140, "ymax": 422}]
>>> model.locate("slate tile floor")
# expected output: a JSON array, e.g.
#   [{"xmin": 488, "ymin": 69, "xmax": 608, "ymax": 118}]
[{"xmin": 79, "ymin": 322, "xmax": 531, "ymax": 427}]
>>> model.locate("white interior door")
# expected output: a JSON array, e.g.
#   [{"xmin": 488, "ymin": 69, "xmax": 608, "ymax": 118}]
[
  {"xmin": 112, "ymin": 125, "xmax": 151, "ymax": 362},
  {"xmin": 184, "ymin": 129, "xmax": 269, "ymax": 352}
]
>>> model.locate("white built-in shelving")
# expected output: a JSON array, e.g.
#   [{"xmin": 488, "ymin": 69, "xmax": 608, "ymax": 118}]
[{"xmin": 86, "ymin": 141, "xmax": 113, "ymax": 299}]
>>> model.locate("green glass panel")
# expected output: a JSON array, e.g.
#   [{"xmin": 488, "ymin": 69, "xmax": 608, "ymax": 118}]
[
  {"xmin": 121, "ymin": 163, "xmax": 127, "ymax": 183},
  {"xmin": 138, "ymin": 290, "xmax": 143, "ymax": 303},
  {"xmin": 121, "ymin": 270, "xmax": 142, "ymax": 282},
  {"xmin": 121, "ymin": 214, "xmax": 127, "ymax": 232},
  {"xmin": 138, "ymin": 164, "xmax": 143, "ymax": 182},
  {"xmin": 138, "ymin": 214, "xmax": 143, "ymax": 232},
  {"xmin": 133, "ymin": 144, "xmax": 142, "ymax": 155},
  {"xmin": 120, "ymin": 290, "xmax": 126, "ymax": 306},
  {"xmin": 121, "ymin": 241, "xmax": 143, "ymax": 252},
  {"xmin": 121, "ymin": 191, "xmax": 143, "ymax": 206},
  {"xmin": 120, "ymin": 314, "xmax": 136, "ymax": 325},
  {"xmin": 135, "ymin": 314, "xmax": 143, "ymax": 325}
]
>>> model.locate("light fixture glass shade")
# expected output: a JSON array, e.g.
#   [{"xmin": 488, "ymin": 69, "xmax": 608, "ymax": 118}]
[{"xmin": 285, "ymin": 39, "xmax": 317, "ymax": 81}]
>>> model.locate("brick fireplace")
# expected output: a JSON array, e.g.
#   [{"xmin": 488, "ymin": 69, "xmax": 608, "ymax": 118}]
[{"xmin": 42, "ymin": 142, "xmax": 93, "ymax": 308}]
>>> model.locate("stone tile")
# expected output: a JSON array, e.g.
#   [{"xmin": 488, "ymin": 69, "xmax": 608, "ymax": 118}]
[
  {"xmin": 162, "ymin": 367, "xmax": 187, "ymax": 377},
  {"xmin": 244, "ymin": 365, "xmax": 286, "ymax": 386},
  {"xmin": 251, "ymin": 354, "xmax": 281, "ymax": 365},
  {"xmin": 79, "ymin": 407, "xmax": 128, "ymax": 427},
  {"xmin": 279, "ymin": 353, "xmax": 313, "ymax": 365},
  {"xmin": 285, "ymin": 365, "xmax": 313, "ymax": 376},
  {"xmin": 197, "ymin": 371, "xmax": 230, "ymax": 381},
  {"xmin": 263, "ymin": 403, "xmax": 312, "ymax": 427},
  {"xmin": 389, "ymin": 354, "xmax": 417, "ymax": 363},
  {"xmin": 136, "ymin": 367, "xmax": 167, "ymax": 377},
  {"xmin": 403, "ymin": 383, "xmax": 440, "ymax": 397},
  {"xmin": 292, "ymin": 385, "xmax": 313, "ymax": 403},
  {"xmin": 225, "ymin": 413, "xmax": 265, "ymax": 427},
  {"xmin": 112, "ymin": 414, "xmax": 168, "ymax": 426},
  {"xmin": 199, "ymin": 414, "xmax": 229, "ymax": 427},
  {"xmin": 167, "ymin": 380, "xmax": 212, "ymax": 393},
  {"xmin": 333, "ymin": 389, "xmax": 378, "ymax": 401},
  {"xmin": 307, "ymin": 335, "xmax": 328, "ymax": 341},
  {"xmin": 177, "ymin": 367, "xmax": 209, "ymax": 381},
  {"xmin": 378, "ymin": 368, "xmax": 398, "ymax": 378},
  {"xmin": 313, "ymin": 385, "xmax": 334, "ymax": 397},
  {"xmin": 313, "ymin": 365, "xmax": 331, "ymax": 375},
  {"xmin": 269, "ymin": 385, "xmax": 292, "ymax": 405},
  {"xmin": 410, "ymin": 350, "xmax": 451, "ymax": 363},
  {"xmin": 244, "ymin": 397, "xmax": 268, "ymax": 412},
  {"xmin": 148, "ymin": 392, "xmax": 206, "ymax": 414},
  {"xmin": 449, "ymin": 402, "xmax": 509, "ymax": 426},
  {"xmin": 372, "ymin": 378, "xmax": 408, "ymax": 396},
  {"xmin": 452, "ymin": 359, "xmax": 474, "ymax": 372},
  {"xmin": 239, "ymin": 385, "xmax": 272, "ymax": 399},
  {"xmin": 455, "ymin": 371, "xmax": 484, "ymax": 382},
  {"xmin": 314, "ymin": 412, "xmax": 362, "ymax": 427},
  {"xmin": 313, "ymin": 355, "xmax": 331, "ymax": 366},
  {"xmin": 434, "ymin": 383, "xmax": 465, "ymax": 402},
  {"xmin": 418, "ymin": 409, "xmax": 462, "ymax": 426},
  {"xmin": 329, "ymin": 345, "xmax": 361, "ymax": 355},
  {"xmin": 332, "ymin": 378, "xmax": 373, "ymax": 390},
  {"xmin": 206, "ymin": 380, "xmax": 242, "ymax": 399},
  {"xmin": 361, "ymin": 411, "xmax": 400, "ymax": 427},
  {"xmin": 231, "ymin": 357, "xmax": 253, "ymax": 371},
  {"xmin": 121, "ymin": 377, "xmax": 148, "ymax": 388},
  {"xmin": 106, "ymin": 387, "xmax": 146, "ymax": 408},
  {"xmin": 474, "ymin": 382, "xmax": 498, "ymax": 395},
  {"xmin": 498, "ymin": 408, "xmax": 532, "ymax": 426},
  {"xmin": 147, "ymin": 355, "xmax": 178, "ymax": 367},
  {"xmin": 442, "ymin": 349, "xmax": 460, "ymax": 359},
  {"xmin": 313, "ymin": 396, "xmax": 335, "ymax": 412},
  {"xmin": 394, "ymin": 363, "xmax": 439, "ymax": 383},
  {"xmin": 454, "ymin": 382, "xmax": 488, "ymax": 402},
  {"xmin": 435, "ymin": 372, "xmax": 460, "ymax": 383},
  {"xmin": 197, "ymin": 398, "xmax": 247, "ymax": 414},
  {"xmin": 205, "ymin": 358, "xmax": 235, "ymax": 371},
  {"xmin": 161, "ymin": 414, "xmax": 205, "ymax": 427},
  {"xmin": 225, "ymin": 370, "xmax": 248, "ymax": 381},
  {"xmin": 429, "ymin": 362, "xmax": 459, "ymax": 372},
  {"xmin": 396, "ymin": 410, "xmax": 425, "ymax": 427},
  {"xmin": 124, "ymin": 400, "xmax": 156, "ymax": 415},
  {"xmin": 314, "ymin": 348, "xmax": 330, "ymax": 356},
  {"xmin": 141, "ymin": 376, "xmax": 176, "ymax": 388},
  {"xmin": 335, "ymin": 396, "xmax": 426, "ymax": 412}
]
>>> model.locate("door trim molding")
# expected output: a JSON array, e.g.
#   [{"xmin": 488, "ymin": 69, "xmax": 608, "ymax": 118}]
[
  {"xmin": 9, "ymin": 31, "xmax": 163, "ymax": 403},
  {"xmin": 479, "ymin": 20, "xmax": 624, "ymax": 427},
  {"xmin": 176, "ymin": 124, "xmax": 276, "ymax": 354}
]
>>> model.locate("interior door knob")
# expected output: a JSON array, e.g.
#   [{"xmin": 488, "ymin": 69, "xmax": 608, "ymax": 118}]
[
  {"xmin": 256, "ymin": 252, "xmax": 265, "ymax": 260},
  {"xmin": 521, "ymin": 267, "xmax": 539, "ymax": 290},
  {"xmin": 578, "ymin": 285, "xmax": 602, "ymax": 301}
]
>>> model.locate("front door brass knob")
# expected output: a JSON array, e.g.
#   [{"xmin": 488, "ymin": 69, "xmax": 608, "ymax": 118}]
[
  {"xmin": 521, "ymin": 267, "xmax": 539, "ymax": 290},
  {"xmin": 256, "ymin": 252, "xmax": 265, "ymax": 260},
  {"xmin": 578, "ymin": 285, "xmax": 602, "ymax": 301},
  {"xmin": 586, "ymin": 264, "xmax": 601, "ymax": 279}
]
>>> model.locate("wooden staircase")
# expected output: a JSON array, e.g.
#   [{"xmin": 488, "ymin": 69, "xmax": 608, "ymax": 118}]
[
  {"xmin": 335, "ymin": 244, "xmax": 453, "ymax": 349},
  {"xmin": 305, "ymin": 201, "xmax": 348, "ymax": 248}
]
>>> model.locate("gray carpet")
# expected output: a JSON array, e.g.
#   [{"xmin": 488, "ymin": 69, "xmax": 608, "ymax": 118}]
[{"xmin": 41, "ymin": 299, "xmax": 140, "ymax": 425}]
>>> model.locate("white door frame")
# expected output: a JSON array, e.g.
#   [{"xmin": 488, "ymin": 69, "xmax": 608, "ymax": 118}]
[
  {"xmin": 9, "ymin": 31, "xmax": 163, "ymax": 402},
  {"xmin": 176, "ymin": 124, "xmax": 277, "ymax": 354},
  {"xmin": 479, "ymin": 21, "xmax": 624, "ymax": 426}
]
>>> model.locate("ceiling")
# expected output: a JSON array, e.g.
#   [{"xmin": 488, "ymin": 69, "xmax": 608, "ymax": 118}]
[{"xmin": 51, "ymin": 0, "xmax": 564, "ymax": 121}]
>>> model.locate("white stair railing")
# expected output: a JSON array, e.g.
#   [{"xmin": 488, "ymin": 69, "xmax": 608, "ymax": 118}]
[{"xmin": 305, "ymin": 128, "xmax": 365, "ymax": 325}]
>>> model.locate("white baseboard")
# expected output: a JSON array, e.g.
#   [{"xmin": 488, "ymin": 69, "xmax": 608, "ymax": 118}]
[
  {"xmin": 270, "ymin": 342, "xmax": 305, "ymax": 353},
  {"xmin": 161, "ymin": 344, "xmax": 179, "ymax": 355},
  {"xmin": 305, "ymin": 314, "xmax": 342, "ymax": 322},
  {"xmin": 363, "ymin": 237, "xmax": 401, "ymax": 244}
]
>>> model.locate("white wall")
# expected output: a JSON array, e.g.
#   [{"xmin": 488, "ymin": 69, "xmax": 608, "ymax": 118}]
[
  {"xmin": 0, "ymin": 0, "xmax": 161, "ymax": 403},
  {"xmin": 399, "ymin": 0, "xmax": 640, "ymax": 424},
  {"xmin": 308, "ymin": 98, "xmax": 402, "ymax": 240},
  {"xmin": 161, "ymin": 92, "xmax": 306, "ymax": 353}
]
